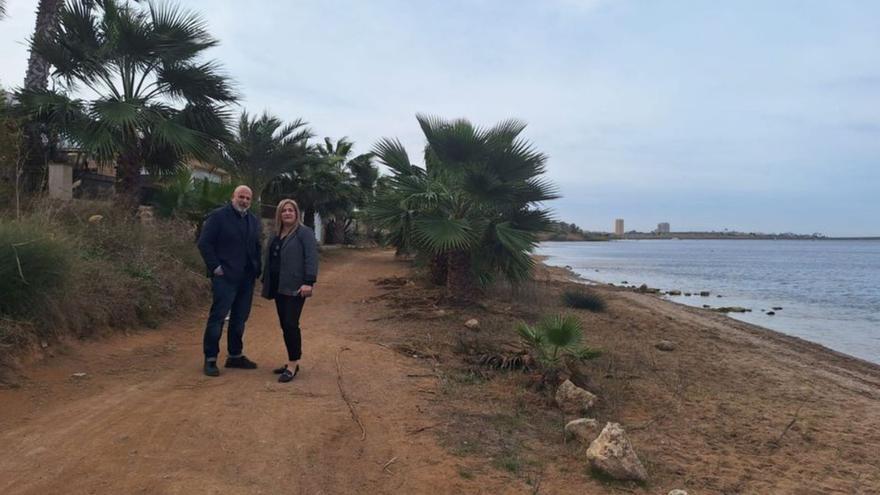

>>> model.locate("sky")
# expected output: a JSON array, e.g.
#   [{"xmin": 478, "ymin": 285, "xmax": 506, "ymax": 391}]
[{"xmin": 1, "ymin": 0, "xmax": 878, "ymax": 236}]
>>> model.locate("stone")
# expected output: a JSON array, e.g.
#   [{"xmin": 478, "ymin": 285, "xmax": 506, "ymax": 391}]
[
  {"xmin": 564, "ymin": 418, "xmax": 600, "ymax": 444},
  {"xmin": 700, "ymin": 291, "xmax": 710, "ymax": 297},
  {"xmin": 40, "ymin": 340, "xmax": 49, "ymax": 349},
  {"xmin": 555, "ymin": 379, "xmax": 597, "ymax": 414},
  {"xmin": 667, "ymin": 290, "xmax": 682, "ymax": 296},
  {"xmin": 655, "ymin": 340, "xmax": 676, "ymax": 351},
  {"xmin": 71, "ymin": 372, "xmax": 87, "ymax": 378},
  {"xmin": 714, "ymin": 307, "xmax": 750, "ymax": 313},
  {"xmin": 684, "ymin": 292, "xmax": 692, "ymax": 296},
  {"xmin": 586, "ymin": 422, "xmax": 648, "ymax": 482},
  {"xmin": 88, "ymin": 214, "xmax": 104, "ymax": 224},
  {"xmin": 668, "ymin": 491, "xmax": 689, "ymax": 495},
  {"xmin": 702, "ymin": 304, "xmax": 710, "ymax": 308},
  {"xmin": 772, "ymin": 306, "xmax": 783, "ymax": 311},
  {"xmin": 766, "ymin": 311, "xmax": 776, "ymax": 316},
  {"xmin": 464, "ymin": 319, "xmax": 480, "ymax": 330}
]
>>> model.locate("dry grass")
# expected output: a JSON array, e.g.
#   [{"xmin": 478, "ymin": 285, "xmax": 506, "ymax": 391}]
[{"xmin": 0, "ymin": 198, "xmax": 207, "ymax": 375}]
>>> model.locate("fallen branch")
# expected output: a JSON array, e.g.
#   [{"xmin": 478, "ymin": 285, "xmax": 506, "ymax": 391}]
[
  {"xmin": 382, "ymin": 456, "xmax": 398, "ymax": 473},
  {"xmin": 773, "ymin": 399, "xmax": 808, "ymax": 448},
  {"xmin": 335, "ymin": 346, "xmax": 366, "ymax": 440}
]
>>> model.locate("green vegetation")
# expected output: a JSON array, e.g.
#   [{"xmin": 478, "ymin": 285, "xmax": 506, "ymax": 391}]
[
  {"xmin": 563, "ymin": 289, "xmax": 607, "ymax": 312},
  {"xmin": 153, "ymin": 169, "xmax": 234, "ymax": 232},
  {"xmin": 19, "ymin": 0, "xmax": 236, "ymax": 196},
  {"xmin": 516, "ymin": 314, "xmax": 600, "ymax": 370},
  {"xmin": 368, "ymin": 115, "xmax": 557, "ymax": 301},
  {"xmin": 0, "ymin": 201, "xmax": 206, "ymax": 363}
]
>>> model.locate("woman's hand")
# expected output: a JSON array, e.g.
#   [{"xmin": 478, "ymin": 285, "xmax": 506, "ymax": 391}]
[{"xmin": 298, "ymin": 285, "xmax": 314, "ymax": 298}]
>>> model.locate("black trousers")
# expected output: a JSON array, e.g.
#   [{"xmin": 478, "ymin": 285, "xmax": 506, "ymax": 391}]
[{"xmin": 274, "ymin": 294, "xmax": 306, "ymax": 361}]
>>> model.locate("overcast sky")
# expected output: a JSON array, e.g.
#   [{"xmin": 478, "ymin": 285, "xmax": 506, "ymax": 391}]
[{"xmin": 2, "ymin": 0, "xmax": 878, "ymax": 236}]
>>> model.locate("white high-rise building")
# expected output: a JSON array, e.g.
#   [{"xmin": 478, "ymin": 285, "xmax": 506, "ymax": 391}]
[
  {"xmin": 614, "ymin": 218, "xmax": 624, "ymax": 236},
  {"xmin": 657, "ymin": 222, "xmax": 670, "ymax": 234}
]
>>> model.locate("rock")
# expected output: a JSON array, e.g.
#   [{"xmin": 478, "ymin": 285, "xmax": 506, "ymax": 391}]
[
  {"xmin": 655, "ymin": 340, "xmax": 676, "ymax": 351},
  {"xmin": 87, "ymin": 214, "xmax": 104, "ymax": 224},
  {"xmin": 766, "ymin": 311, "xmax": 775, "ymax": 316},
  {"xmin": 717, "ymin": 294, "xmax": 723, "ymax": 298},
  {"xmin": 40, "ymin": 340, "xmax": 49, "ymax": 349},
  {"xmin": 700, "ymin": 291, "xmax": 710, "ymax": 297},
  {"xmin": 772, "ymin": 306, "xmax": 783, "ymax": 311},
  {"xmin": 714, "ymin": 307, "xmax": 750, "ymax": 313},
  {"xmin": 684, "ymin": 292, "xmax": 692, "ymax": 296},
  {"xmin": 668, "ymin": 490, "xmax": 689, "ymax": 495},
  {"xmin": 564, "ymin": 418, "xmax": 600, "ymax": 443},
  {"xmin": 435, "ymin": 309, "xmax": 447, "ymax": 317},
  {"xmin": 702, "ymin": 304, "xmax": 710, "ymax": 308},
  {"xmin": 555, "ymin": 379, "xmax": 597, "ymax": 414},
  {"xmin": 621, "ymin": 280, "xmax": 628, "ymax": 284},
  {"xmin": 71, "ymin": 372, "xmax": 88, "ymax": 378},
  {"xmin": 667, "ymin": 290, "xmax": 682, "ymax": 296},
  {"xmin": 464, "ymin": 319, "xmax": 480, "ymax": 330},
  {"xmin": 586, "ymin": 422, "xmax": 648, "ymax": 482}
]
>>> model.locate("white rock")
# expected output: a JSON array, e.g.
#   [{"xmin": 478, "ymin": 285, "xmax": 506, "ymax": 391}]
[
  {"xmin": 668, "ymin": 490, "xmax": 689, "ymax": 495},
  {"xmin": 464, "ymin": 318, "xmax": 480, "ymax": 330},
  {"xmin": 555, "ymin": 379, "xmax": 597, "ymax": 415},
  {"xmin": 564, "ymin": 418, "xmax": 600, "ymax": 444},
  {"xmin": 87, "ymin": 214, "xmax": 103, "ymax": 224},
  {"xmin": 586, "ymin": 422, "xmax": 648, "ymax": 482},
  {"xmin": 71, "ymin": 372, "xmax": 88, "ymax": 378}
]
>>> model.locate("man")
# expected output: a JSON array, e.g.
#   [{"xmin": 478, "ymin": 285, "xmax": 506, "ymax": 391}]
[{"xmin": 197, "ymin": 185, "xmax": 262, "ymax": 377}]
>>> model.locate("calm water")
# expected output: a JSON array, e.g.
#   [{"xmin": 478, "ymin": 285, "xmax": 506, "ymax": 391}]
[{"xmin": 537, "ymin": 240, "xmax": 880, "ymax": 364}]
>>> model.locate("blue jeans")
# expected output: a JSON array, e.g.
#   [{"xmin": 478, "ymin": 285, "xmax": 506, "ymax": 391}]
[{"xmin": 203, "ymin": 275, "xmax": 256, "ymax": 360}]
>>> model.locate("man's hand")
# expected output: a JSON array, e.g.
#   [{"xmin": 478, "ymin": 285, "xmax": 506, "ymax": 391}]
[
  {"xmin": 297, "ymin": 285, "xmax": 313, "ymax": 298},
  {"xmin": 213, "ymin": 266, "xmax": 224, "ymax": 277}
]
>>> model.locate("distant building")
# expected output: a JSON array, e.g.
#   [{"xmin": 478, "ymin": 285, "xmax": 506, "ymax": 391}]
[
  {"xmin": 614, "ymin": 218, "xmax": 624, "ymax": 236},
  {"xmin": 657, "ymin": 222, "xmax": 670, "ymax": 234}
]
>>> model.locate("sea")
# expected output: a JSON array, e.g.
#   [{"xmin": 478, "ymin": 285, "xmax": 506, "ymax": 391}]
[{"xmin": 536, "ymin": 240, "xmax": 880, "ymax": 365}]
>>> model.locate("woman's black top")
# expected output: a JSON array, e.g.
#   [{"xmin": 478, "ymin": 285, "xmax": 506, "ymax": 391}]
[{"xmin": 268, "ymin": 235, "xmax": 284, "ymax": 298}]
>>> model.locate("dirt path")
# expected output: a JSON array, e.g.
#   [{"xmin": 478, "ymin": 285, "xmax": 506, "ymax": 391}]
[{"xmin": 0, "ymin": 250, "xmax": 515, "ymax": 494}]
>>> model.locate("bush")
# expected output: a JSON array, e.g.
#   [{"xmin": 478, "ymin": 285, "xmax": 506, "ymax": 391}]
[
  {"xmin": 563, "ymin": 289, "xmax": 606, "ymax": 312},
  {"xmin": 516, "ymin": 314, "xmax": 600, "ymax": 371},
  {"xmin": 0, "ymin": 219, "xmax": 72, "ymax": 316},
  {"xmin": 0, "ymin": 199, "xmax": 208, "ymax": 365}
]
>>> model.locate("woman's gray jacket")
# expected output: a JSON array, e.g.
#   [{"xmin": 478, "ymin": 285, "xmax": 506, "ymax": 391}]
[{"xmin": 260, "ymin": 225, "xmax": 319, "ymax": 298}]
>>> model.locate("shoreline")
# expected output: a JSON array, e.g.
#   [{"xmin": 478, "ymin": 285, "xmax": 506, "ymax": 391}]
[{"xmin": 536, "ymin": 258, "xmax": 880, "ymax": 376}]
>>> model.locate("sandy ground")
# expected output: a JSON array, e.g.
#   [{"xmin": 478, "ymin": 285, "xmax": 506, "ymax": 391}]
[
  {"xmin": 2, "ymin": 249, "xmax": 879, "ymax": 494},
  {"xmin": 0, "ymin": 249, "xmax": 520, "ymax": 494}
]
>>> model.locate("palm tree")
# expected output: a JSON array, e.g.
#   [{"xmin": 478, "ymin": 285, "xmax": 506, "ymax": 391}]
[
  {"xmin": 0, "ymin": 1, "xmax": 8, "ymax": 19},
  {"xmin": 369, "ymin": 115, "xmax": 557, "ymax": 301},
  {"xmin": 223, "ymin": 110, "xmax": 313, "ymax": 208},
  {"xmin": 23, "ymin": 0, "xmax": 63, "ymax": 91},
  {"xmin": 18, "ymin": 0, "xmax": 236, "ymax": 198}
]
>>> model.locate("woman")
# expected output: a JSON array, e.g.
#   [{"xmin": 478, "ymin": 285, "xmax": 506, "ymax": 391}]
[{"xmin": 261, "ymin": 199, "xmax": 319, "ymax": 382}]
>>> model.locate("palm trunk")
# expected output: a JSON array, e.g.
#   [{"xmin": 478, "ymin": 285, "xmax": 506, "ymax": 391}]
[
  {"xmin": 116, "ymin": 151, "xmax": 142, "ymax": 202},
  {"xmin": 24, "ymin": 0, "xmax": 62, "ymax": 91},
  {"xmin": 446, "ymin": 249, "xmax": 476, "ymax": 304},
  {"xmin": 332, "ymin": 218, "xmax": 346, "ymax": 244},
  {"xmin": 428, "ymin": 252, "xmax": 448, "ymax": 286}
]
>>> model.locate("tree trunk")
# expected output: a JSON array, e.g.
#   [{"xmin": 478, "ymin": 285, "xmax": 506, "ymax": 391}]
[
  {"xmin": 446, "ymin": 249, "xmax": 477, "ymax": 304},
  {"xmin": 303, "ymin": 207, "xmax": 316, "ymax": 229},
  {"xmin": 428, "ymin": 253, "xmax": 448, "ymax": 286},
  {"xmin": 332, "ymin": 218, "xmax": 346, "ymax": 245},
  {"xmin": 24, "ymin": 0, "xmax": 62, "ymax": 91},
  {"xmin": 115, "ymin": 151, "xmax": 142, "ymax": 203}
]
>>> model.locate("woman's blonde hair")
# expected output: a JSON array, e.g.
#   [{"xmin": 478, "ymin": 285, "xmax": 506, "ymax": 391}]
[{"xmin": 274, "ymin": 199, "xmax": 301, "ymax": 236}]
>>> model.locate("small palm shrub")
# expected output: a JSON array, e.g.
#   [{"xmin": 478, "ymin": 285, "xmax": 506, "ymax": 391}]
[
  {"xmin": 563, "ymin": 289, "xmax": 606, "ymax": 312},
  {"xmin": 515, "ymin": 314, "xmax": 600, "ymax": 370}
]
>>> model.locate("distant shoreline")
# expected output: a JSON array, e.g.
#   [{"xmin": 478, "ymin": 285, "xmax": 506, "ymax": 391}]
[{"xmin": 542, "ymin": 234, "xmax": 880, "ymax": 241}]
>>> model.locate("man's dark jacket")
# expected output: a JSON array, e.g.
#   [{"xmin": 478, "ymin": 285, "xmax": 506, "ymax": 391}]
[{"xmin": 197, "ymin": 203, "xmax": 262, "ymax": 281}]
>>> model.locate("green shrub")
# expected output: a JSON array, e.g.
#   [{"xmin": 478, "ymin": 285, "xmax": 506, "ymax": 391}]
[
  {"xmin": 0, "ymin": 220, "xmax": 72, "ymax": 316},
  {"xmin": 516, "ymin": 314, "xmax": 600, "ymax": 370},
  {"xmin": 563, "ymin": 289, "xmax": 606, "ymax": 312}
]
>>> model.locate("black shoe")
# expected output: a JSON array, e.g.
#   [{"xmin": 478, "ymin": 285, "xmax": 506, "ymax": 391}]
[
  {"xmin": 204, "ymin": 360, "xmax": 220, "ymax": 377},
  {"xmin": 273, "ymin": 364, "xmax": 288, "ymax": 374},
  {"xmin": 278, "ymin": 365, "xmax": 299, "ymax": 383},
  {"xmin": 225, "ymin": 355, "xmax": 258, "ymax": 369}
]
